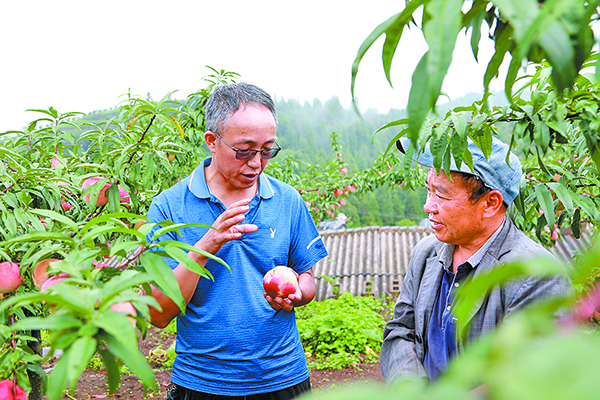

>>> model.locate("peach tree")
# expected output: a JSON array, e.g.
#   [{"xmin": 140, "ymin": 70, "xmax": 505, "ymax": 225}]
[
  {"xmin": 305, "ymin": 1, "xmax": 600, "ymax": 399},
  {"xmin": 0, "ymin": 68, "xmax": 239, "ymax": 400},
  {"xmin": 0, "ymin": 66, "xmax": 410, "ymax": 399},
  {"xmin": 351, "ymin": 0, "xmax": 600, "ymax": 246}
]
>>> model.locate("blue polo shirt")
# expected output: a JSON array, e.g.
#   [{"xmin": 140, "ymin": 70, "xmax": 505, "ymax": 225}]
[{"xmin": 147, "ymin": 158, "xmax": 328, "ymax": 395}]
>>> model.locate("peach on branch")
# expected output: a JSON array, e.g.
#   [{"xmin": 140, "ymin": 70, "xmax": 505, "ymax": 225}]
[
  {"xmin": 165, "ymin": 153, "xmax": 176, "ymax": 162},
  {"xmin": 81, "ymin": 177, "xmax": 110, "ymax": 207},
  {"xmin": 33, "ymin": 258, "xmax": 61, "ymax": 288},
  {"xmin": 110, "ymin": 301, "xmax": 137, "ymax": 327},
  {"xmin": 118, "ymin": 184, "xmax": 131, "ymax": 203},
  {"xmin": 0, "ymin": 379, "xmax": 27, "ymax": 400},
  {"xmin": 40, "ymin": 273, "xmax": 70, "ymax": 293},
  {"xmin": 50, "ymin": 156, "xmax": 66, "ymax": 168},
  {"xmin": 263, "ymin": 266, "xmax": 300, "ymax": 299},
  {"xmin": 81, "ymin": 177, "xmax": 130, "ymax": 206},
  {"xmin": 0, "ymin": 261, "xmax": 21, "ymax": 293},
  {"xmin": 53, "ymin": 180, "xmax": 73, "ymax": 210},
  {"xmin": 133, "ymin": 221, "xmax": 147, "ymax": 230}
]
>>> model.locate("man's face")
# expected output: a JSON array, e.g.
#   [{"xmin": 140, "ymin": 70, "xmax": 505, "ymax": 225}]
[
  {"xmin": 210, "ymin": 103, "xmax": 277, "ymax": 191},
  {"xmin": 424, "ymin": 169, "xmax": 485, "ymax": 247}
]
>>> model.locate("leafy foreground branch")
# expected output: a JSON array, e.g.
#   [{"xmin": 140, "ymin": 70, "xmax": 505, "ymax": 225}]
[
  {"xmin": 0, "ymin": 211, "xmax": 223, "ymax": 400},
  {"xmin": 310, "ymin": 237, "xmax": 600, "ymax": 400}
]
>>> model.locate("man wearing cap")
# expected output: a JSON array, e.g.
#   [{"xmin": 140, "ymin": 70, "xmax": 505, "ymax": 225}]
[{"xmin": 380, "ymin": 137, "xmax": 571, "ymax": 383}]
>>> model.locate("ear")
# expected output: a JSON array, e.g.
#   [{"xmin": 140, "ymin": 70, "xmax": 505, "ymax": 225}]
[
  {"xmin": 205, "ymin": 131, "xmax": 218, "ymax": 154},
  {"xmin": 482, "ymin": 190, "xmax": 505, "ymax": 218}
]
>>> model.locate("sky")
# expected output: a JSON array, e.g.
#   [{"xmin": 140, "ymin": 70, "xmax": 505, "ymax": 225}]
[{"xmin": 0, "ymin": 1, "xmax": 500, "ymax": 133}]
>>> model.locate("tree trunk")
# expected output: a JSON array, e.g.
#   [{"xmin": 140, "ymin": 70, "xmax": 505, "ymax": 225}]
[{"xmin": 27, "ymin": 329, "xmax": 42, "ymax": 400}]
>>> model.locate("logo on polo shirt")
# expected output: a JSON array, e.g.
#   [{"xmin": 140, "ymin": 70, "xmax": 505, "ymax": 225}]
[{"xmin": 270, "ymin": 228, "xmax": 276, "ymax": 238}]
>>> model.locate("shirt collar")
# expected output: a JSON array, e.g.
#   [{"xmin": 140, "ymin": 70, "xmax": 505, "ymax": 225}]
[
  {"xmin": 187, "ymin": 157, "xmax": 275, "ymax": 200},
  {"xmin": 465, "ymin": 216, "xmax": 506, "ymax": 267}
]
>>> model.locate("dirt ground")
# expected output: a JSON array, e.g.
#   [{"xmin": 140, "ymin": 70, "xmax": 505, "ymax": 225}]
[{"xmin": 48, "ymin": 326, "xmax": 384, "ymax": 399}]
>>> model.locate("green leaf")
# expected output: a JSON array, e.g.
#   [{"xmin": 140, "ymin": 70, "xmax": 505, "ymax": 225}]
[
  {"xmin": 66, "ymin": 336, "xmax": 97, "ymax": 390},
  {"xmin": 101, "ymin": 270, "xmax": 152, "ymax": 303},
  {"xmin": 107, "ymin": 183, "xmax": 120, "ymax": 214},
  {"xmin": 94, "ymin": 312, "xmax": 138, "ymax": 347},
  {"xmin": 99, "ymin": 348, "xmax": 121, "ymax": 394},
  {"xmin": 164, "ymin": 247, "xmax": 215, "ymax": 281},
  {"xmin": 150, "ymin": 222, "xmax": 215, "ymax": 244},
  {"xmin": 159, "ymin": 239, "xmax": 227, "ymax": 269},
  {"xmin": 570, "ymin": 193, "xmax": 600, "ymax": 223},
  {"xmin": 382, "ymin": 127, "xmax": 410, "ymax": 158},
  {"xmin": 0, "ymin": 231, "xmax": 76, "ymax": 247},
  {"xmin": 532, "ymin": 117, "xmax": 550, "ymax": 154},
  {"xmin": 46, "ymin": 348, "xmax": 70, "ymax": 400},
  {"xmin": 465, "ymin": 6, "xmax": 485, "ymax": 61},
  {"xmin": 372, "ymin": 118, "xmax": 408, "ymax": 143},
  {"xmin": 350, "ymin": 0, "xmax": 427, "ymax": 109},
  {"xmin": 546, "ymin": 182, "xmax": 574, "ymax": 215},
  {"xmin": 422, "ymin": 0, "xmax": 463, "ymax": 102},
  {"xmin": 571, "ymin": 208, "xmax": 581, "ymax": 239},
  {"xmin": 454, "ymin": 256, "xmax": 564, "ymax": 342},
  {"xmin": 11, "ymin": 315, "xmax": 82, "ymax": 332},
  {"xmin": 535, "ymin": 184, "xmax": 555, "ymax": 228},
  {"xmin": 102, "ymin": 332, "xmax": 157, "ymax": 391},
  {"xmin": 44, "ymin": 284, "xmax": 95, "ymax": 316},
  {"xmin": 140, "ymin": 251, "xmax": 186, "ymax": 312},
  {"xmin": 536, "ymin": 147, "xmax": 552, "ymax": 177},
  {"xmin": 80, "ymin": 212, "xmax": 143, "ymax": 235},
  {"xmin": 408, "ymin": 55, "xmax": 432, "ymax": 143}
]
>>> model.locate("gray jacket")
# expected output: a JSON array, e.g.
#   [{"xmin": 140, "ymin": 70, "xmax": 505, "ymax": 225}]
[{"xmin": 380, "ymin": 217, "xmax": 572, "ymax": 382}]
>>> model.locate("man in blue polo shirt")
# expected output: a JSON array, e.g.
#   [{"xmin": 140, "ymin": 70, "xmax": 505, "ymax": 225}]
[{"xmin": 146, "ymin": 82, "xmax": 328, "ymax": 400}]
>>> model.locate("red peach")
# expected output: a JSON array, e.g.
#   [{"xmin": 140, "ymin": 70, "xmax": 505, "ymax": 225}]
[
  {"xmin": 50, "ymin": 157, "xmax": 66, "ymax": 168},
  {"xmin": 33, "ymin": 258, "xmax": 60, "ymax": 288},
  {"xmin": 118, "ymin": 185, "xmax": 131, "ymax": 203},
  {"xmin": 0, "ymin": 261, "xmax": 21, "ymax": 293},
  {"xmin": 0, "ymin": 379, "xmax": 27, "ymax": 400},
  {"xmin": 81, "ymin": 177, "xmax": 110, "ymax": 207},
  {"xmin": 40, "ymin": 273, "xmax": 70, "ymax": 293},
  {"xmin": 110, "ymin": 301, "xmax": 137, "ymax": 326},
  {"xmin": 263, "ymin": 266, "xmax": 300, "ymax": 299}
]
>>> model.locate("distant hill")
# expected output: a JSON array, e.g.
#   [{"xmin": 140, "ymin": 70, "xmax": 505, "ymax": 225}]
[{"xmin": 46, "ymin": 91, "xmax": 501, "ymax": 227}]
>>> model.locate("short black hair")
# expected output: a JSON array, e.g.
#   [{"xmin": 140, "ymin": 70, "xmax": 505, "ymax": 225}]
[{"xmin": 457, "ymin": 172, "xmax": 508, "ymax": 210}]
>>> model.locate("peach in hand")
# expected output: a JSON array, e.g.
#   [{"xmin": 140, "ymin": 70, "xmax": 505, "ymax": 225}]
[{"xmin": 263, "ymin": 266, "xmax": 300, "ymax": 299}]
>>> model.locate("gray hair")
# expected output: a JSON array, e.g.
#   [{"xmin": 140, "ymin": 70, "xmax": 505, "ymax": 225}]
[{"xmin": 205, "ymin": 82, "xmax": 277, "ymax": 134}]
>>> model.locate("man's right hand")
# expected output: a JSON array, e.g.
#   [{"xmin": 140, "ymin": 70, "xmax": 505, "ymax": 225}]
[
  {"xmin": 150, "ymin": 198, "xmax": 258, "ymax": 328},
  {"xmin": 190, "ymin": 197, "xmax": 258, "ymax": 262}
]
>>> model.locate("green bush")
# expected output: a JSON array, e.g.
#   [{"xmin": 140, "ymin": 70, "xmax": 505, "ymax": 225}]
[{"xmin": 296, "ymin": 292, "xmax": 387, "ymax": 370}]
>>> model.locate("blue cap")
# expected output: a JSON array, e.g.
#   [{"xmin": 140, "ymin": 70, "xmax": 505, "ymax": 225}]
[{"xmin": 396, "ymin": 136, "xmax": 522, "ymax": 205}]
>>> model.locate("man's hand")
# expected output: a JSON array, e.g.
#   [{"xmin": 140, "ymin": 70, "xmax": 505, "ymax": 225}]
[
  {"xmin": 264, "ymin": 288, "xmax": 303, "ymax": 312},
  {"xmin": 150, "ymin": 198, "xmax": 258, "ymax": 328},
  {"xmin": 263, "ymin": 268, "xmax": 315, "ymax": 311},
  {"xmin": 190, "ymin": 198, "xmax": 258, "ymax": 262}
]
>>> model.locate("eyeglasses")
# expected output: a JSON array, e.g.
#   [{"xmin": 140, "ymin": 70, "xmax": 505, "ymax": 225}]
[{"xmin": 214, "ymin": 132, "xmax": 281, "ymax": 160}]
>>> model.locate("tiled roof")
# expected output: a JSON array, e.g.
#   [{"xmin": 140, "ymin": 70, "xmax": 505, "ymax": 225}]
[
  {"xmin": 313, "ymin": 225, "xmax": 593, "ymax": 301},
  {"xmin": 313, "ymin": 226, "xmax": 434, "ymax": 301}
]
